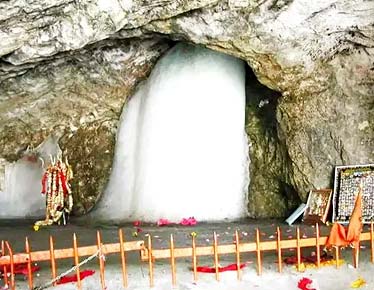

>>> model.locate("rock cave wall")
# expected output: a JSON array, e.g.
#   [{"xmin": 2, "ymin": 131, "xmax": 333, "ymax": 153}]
[{"xmin": 0, "ymin": 0, "xmax": 373, "ymax": 219}]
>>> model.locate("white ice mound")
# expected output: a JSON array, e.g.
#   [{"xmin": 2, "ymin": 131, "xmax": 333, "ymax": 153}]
[
  {"xmin": 0, "ymin": 157, "xmax": 45, "ymax": 218},
  {"xmin": 96, "ymin": 43, "xmax": 249, "ymax": 222}
]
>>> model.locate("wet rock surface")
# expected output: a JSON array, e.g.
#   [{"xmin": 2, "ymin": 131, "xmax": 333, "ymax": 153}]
[{"xmin": 0, "ymin": 0, "xmax": 373, "ymax": 217}]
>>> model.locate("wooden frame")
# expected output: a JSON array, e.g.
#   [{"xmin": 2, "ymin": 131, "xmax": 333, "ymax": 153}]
[
  {"xmin": 332, "ymin": 164, "xmax": 374, "ymax": 224},
  {"xmin": 303, "ymin": 189, "xmax": 332, "ymax": 224},
  {"xmin": 2, "ymin": 224, "xmax": 374, "ymax": 289}
]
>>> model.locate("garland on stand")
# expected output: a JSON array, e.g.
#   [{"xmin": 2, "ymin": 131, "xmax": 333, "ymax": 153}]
[{"xmin": 34, "ymin": 157, "xmax": 73, "ymax": 228}]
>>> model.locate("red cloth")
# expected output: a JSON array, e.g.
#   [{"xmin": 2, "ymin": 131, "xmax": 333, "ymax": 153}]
[
  {"xmin": 1, "ymin": 263, "xmax": 40, "ymax": 276},
  {"xmin": 326, "ymin": 191, "xmax": 363, "ymax": 249},
  {"xmin": 196, "ymin": 263, "xmax": 246, "ymax": 273},
  {"xmin": 298, "ymin": 277, "xmax": 316, "ymax": 290},
  {"xmin": 56, "ymin": 269, "xmax": 95, "ymax": 284}
]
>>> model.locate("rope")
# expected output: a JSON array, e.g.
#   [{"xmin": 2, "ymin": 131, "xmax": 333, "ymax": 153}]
[{"xmin": 33, "ymin": 249, "xmax": 101, "ymax": 290}]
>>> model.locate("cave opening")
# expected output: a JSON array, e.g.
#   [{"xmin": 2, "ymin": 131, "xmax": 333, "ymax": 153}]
[{"xmin": 0, "ymin": 41, "xmax": 297, "ymax": 222}]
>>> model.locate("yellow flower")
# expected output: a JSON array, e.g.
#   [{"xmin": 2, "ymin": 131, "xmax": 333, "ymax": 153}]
[
  {"xmin": 351, "ymin": 277, "xmax": 366, "ymax": 288},
  {"xmin": 33, "ymin": 225, "xmax": 40, "ymax": 231},
  {"xmin": 190, "ymin": 232, "xmax": 197, "ymax": 237}
]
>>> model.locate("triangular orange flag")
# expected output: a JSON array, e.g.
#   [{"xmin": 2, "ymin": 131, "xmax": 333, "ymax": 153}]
[
  {"xmin": 325, "ymin": 185, "xmax": 363, "ymax": 249},
  {"xmin": 346, "ymin": 189, "xmax": 363, "ymax": 249},
  {"xmin": 325, "ymin": 222, "xmax": 349, "ymax": 248}
]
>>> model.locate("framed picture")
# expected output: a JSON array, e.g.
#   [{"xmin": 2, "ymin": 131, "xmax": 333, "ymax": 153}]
[
  {"xmin": 332, "ymin": 164, "xmax": 374, "ymax": 224},
  {"xmin": 303, "ymin": 189, "xmax": 333, "ymax": 224}
]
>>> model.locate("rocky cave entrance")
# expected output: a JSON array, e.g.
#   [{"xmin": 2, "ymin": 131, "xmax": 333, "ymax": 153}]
[{"xmin": 0, "ymin": 41, "xmax": 299, "ymax": 222}]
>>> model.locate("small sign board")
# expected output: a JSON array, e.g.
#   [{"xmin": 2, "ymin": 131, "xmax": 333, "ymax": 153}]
[
  {"xmin": 332, "ymin": 164, "xmax": 374, "ymax": 224},
  {"xmin": 303, "ymin": 189, "xmax": 332, "ymax": 224}
]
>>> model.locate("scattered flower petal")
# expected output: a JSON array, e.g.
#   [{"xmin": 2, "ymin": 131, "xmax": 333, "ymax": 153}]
[
  {"xmin": 297, "ymin": 277, "xmax": 316, "ymax": 290},
  {"xmin": 351, "ymin": 277, "xmax": 366, "ymax": 288},
  {"xmin": 180, "ymin": 217, "xmax": 197, "ymax": 226},
  {"xmin": 157, "ymin": 218, "xmax": 172, "ymax": 226},
  {"xmin": 133, "ymin": 220, "xmax": 141, "ymax": 227}
]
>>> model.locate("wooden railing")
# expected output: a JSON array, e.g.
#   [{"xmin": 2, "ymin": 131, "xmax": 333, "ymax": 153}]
[{"xmin": 1, "ymin": 224, "xmax": 374, "ymax": 289}]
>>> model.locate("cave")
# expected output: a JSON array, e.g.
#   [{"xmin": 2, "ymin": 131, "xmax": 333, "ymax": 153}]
[{"xmin": 0, "ymin": 1, "xmax": 372, "ymax": 223}]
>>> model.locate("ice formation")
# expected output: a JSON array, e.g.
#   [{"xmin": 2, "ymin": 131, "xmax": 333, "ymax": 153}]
[
  {"xmin": 96, "ymin": 43, "xmax": 249, "ymax": 222},
  {"xmin": 0, "ymin": 157, "xmax": 45, "ymax": 218},
  {"xmin": 0, "ymin": 135, "xmax": 62, "ymax": 218}
]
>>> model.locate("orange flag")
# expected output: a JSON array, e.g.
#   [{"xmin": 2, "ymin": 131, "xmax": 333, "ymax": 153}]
[
  {"xmin": 346, "ymin": 190, "xmax": 363, "ymax": 249},
  {"xmin": 325, "ymin": 188, "xmax": 363, "ymax": 249}
]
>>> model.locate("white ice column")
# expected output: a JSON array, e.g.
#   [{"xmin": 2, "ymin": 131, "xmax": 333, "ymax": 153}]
[{"xmin": 96, "ymin": 43, "xmax": 249, "ymax": 222}]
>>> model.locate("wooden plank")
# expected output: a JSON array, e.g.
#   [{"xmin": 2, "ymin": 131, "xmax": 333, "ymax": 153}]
[{"xmin": 0, "ymin": 241, "xmax": 144, "ymax": 266}]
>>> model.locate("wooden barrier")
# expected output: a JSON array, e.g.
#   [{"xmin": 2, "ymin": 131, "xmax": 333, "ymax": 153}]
[{"xmin": 1, "ymin": 224, "xmax": 374, "ymax": 289}]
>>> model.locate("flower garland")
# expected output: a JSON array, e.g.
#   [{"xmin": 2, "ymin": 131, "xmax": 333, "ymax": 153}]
[{"xmin": 35, "ymin": 157, "xmax": 73, "ymax": 227}]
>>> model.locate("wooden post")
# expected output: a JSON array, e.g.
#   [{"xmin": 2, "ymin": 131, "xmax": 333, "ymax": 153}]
[
  {"xmin": 315, "ymin": 223, "xmax": 321, "ymax": 268},
  {"xmin": 353, "ymin": 246, "xmax": 359, "ymax": 268},
  {"xmin": 148, "ymin": 235, "xmax": 154, "ymax": 287},
  {"xmin": 72, "ymin": 233, "xmax": 82, "ymax": 290},
  {"xmin": 276, "ymin": 227, "xmax": 282, "ymax": 273},
  {"xmin": 296, "ymin": 227, "xmax": 301, "ymax": 272},
  {"xmin": 235, "ymin": 230, "xmax": 241, "ymax": 280},
  {"xmin": 213, "ymin": 232, "xmax": 220, "ymax": 281},
  {"xmin": 118, "ymin": 229, "xmax": 128, "ymax": 288},
  {"xmin": 97, "ymin": 231, "xmax": 106, "ymax": 290},
  {"xmin": 49, "ymin": 236, "xmax": 57, "ymax": 286},
  {"xmin": 191, "ymin": 234, "xmax": 197, "ymax": 282},
  {"xmin": 335, "ymin": 246, "xmax": 340, "ymax": 268},
  {"xmin": 371, "ymin": 222, "xmax": 374, "ymax": 263},
  {"xmin": 5, "ymin": 241, "xmax": 15, "ymax": 290},
  {"xmin": 256, "ymin": 228, "xmax": 262, "ymax": 276},
  {"xmin": 25, "ymin": 237, "xmax": 33, "ymax": 289},
  {"xmin": 170, "ymin": 234, "xmax": 176, "ymax": 287},
  {"xmin": 1, "ymin": 240, "xmax": 9, "ymax": 287}
]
